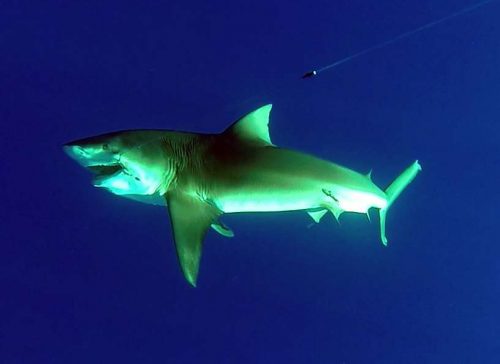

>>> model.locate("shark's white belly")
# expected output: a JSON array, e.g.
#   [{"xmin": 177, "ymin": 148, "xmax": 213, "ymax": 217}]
[
  {"xmin": 333, "ymin": 187, "xmax": 388, "ymax": 212},
  {"xmin": 214, "ymin": 184, "xmax": 387, "ymax": 214},
  {"xmin": 214, "ymin": 185, "xmax": 324, "ymax": 213}
]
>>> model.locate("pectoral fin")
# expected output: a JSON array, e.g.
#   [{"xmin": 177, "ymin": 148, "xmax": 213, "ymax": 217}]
[{"xmin": 165, "ymin": 191, "xmax": 221, "ymax": 287}]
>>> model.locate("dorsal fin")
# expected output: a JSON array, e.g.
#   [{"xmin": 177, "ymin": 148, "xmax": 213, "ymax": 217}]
[{"xmin": 223, "ymin": 104, "xmax": 274, "ymax": 146}]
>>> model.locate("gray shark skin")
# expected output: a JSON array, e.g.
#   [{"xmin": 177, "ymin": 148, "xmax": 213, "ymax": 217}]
[{"xmin": 64, "ymin": 105, "xmax": 422, "ymax": 286}]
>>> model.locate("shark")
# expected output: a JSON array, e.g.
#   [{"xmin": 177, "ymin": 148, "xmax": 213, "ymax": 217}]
[{"xmin": 64, "ymin": 105, "xmax": 422, "ymax": 286}]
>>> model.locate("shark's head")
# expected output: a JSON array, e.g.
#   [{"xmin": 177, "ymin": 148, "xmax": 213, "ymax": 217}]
[{"xmin": 64, "ymin": 130, "xmax": 170, "ymax": 196}]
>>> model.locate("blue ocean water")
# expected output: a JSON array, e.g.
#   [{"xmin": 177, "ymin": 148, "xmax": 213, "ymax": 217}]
[{"xmin": 2, "ymin": 0, "xmax": 499, "ymax": 362}]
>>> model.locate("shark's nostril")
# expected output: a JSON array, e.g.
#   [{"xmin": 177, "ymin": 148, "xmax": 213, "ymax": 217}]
[
  {"xmin": 63, "ymin": 145, "xmax": 98, "ymax": 167},
  {"xmin": 77, "ymin": 147, "xmax": 87, "ymax": 156}
]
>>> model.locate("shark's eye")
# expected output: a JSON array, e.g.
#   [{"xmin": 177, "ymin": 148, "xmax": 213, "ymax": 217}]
[{"xmin": 102, "ymin": 144, "xmax": 109, "ymax": 151}]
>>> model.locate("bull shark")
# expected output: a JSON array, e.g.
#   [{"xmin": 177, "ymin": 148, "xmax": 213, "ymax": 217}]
[{"xmin": 64, "ymin": 105, "xmax": 421, "ymax": 286}]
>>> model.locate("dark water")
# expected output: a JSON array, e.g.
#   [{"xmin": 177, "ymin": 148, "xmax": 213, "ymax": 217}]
[{"xmin": 2, "ymin": 1, "xmax": 499, "ymax": 362}]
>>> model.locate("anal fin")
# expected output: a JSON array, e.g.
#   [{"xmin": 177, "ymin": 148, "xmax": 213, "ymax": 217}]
[{"xmin": 326, "ymin": 204, "xmax": 343, "ymax": 222}]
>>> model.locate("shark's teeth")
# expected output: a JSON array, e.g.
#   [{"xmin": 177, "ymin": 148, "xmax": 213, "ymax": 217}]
[
  {"xmin": 92, "ymin": 168, "xmax": 123, "ymax": 187},
  {"xmin": 87, "ymin": 164, "xmax": 122, "ymax": 175}
]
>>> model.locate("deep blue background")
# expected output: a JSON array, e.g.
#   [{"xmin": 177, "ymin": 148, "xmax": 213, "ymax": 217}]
[{"xmin": 2, "ymin": 0, "xmax": 499, "ymax": 362}]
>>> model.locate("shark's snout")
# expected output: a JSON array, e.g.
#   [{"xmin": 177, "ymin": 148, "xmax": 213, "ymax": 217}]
[
  {"xmin": 63, "ymin": 140, "xmax": 118, "ymax": 168},
  {"xmin": 63, "ymin": 144, "xmax": 90, "ymax": 163}
]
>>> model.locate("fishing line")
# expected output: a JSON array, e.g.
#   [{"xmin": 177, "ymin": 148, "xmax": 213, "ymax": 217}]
[{"xmin": 302, "ymin": 0, "xmax": 496, "ymax": 79}]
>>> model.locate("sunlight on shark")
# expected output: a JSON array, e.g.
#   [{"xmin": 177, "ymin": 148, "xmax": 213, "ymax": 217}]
[{"xmin": 64, "ymin": 105, "xmax": 421, "ymax": 286}]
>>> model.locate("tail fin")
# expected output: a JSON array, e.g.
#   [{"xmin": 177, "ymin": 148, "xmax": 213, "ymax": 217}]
[{"xmin": 379, "ymin": 160, "xmax": 422, "ymax": 245}]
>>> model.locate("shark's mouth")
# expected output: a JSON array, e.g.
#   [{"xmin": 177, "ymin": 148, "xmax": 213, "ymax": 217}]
[
  {"xmin": 88, "ymin": 164, "xmax": 123, "ymax": 176},
  {"xmin": 87, "ymin": 163, "xmax": 147, "ymax": 195},
  {"xmin": 88, "ymin": 163, "xmax": 127, "ymax": 189}
]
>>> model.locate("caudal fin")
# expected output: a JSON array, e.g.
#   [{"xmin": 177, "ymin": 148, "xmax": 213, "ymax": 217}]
[{"xmin": 379, "ymin": 160, "xmax": 422, "ymax": 245}]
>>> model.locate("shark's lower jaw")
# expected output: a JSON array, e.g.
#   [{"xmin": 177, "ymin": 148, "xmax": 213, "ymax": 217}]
[{"xmin": 89, "ymin": 163, "xmax": 152, "ymax": 196}]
